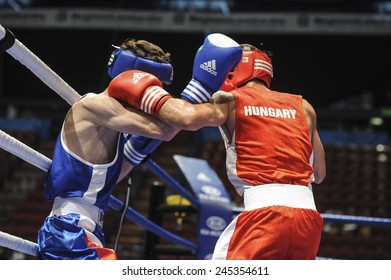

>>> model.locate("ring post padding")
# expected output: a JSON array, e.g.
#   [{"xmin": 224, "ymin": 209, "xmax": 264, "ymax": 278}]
[{"xmin": 0, "ymin": 26, "xmax": 15, "ymax": 51}]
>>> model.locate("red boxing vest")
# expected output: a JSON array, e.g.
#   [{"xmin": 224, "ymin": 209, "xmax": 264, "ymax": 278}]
[{"xmin": 224, "ymin": 86, "xmax": 314, "ymax": 194}]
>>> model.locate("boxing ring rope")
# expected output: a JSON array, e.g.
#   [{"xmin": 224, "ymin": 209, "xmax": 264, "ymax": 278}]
[
  {"xmin": 321, "ymin": 213, "xmax": 391, "ymax": 227},
  {"xmin": 0, "ymin": 24, "xmax": 390, "ymax": 259},
  {"xmin": 146, "ymin": 160, "xmax": 200, "ymax": 208},
  {"xmin": 0, "ymin": 230, "xmax": 38, "ymax": 257},
  {"xmin": 0, "ymin": 25, "xmax": 80, "ymax": 105}
]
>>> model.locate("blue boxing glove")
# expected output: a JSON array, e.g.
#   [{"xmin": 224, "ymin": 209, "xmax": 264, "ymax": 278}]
[
  {"xmin": 181, "ymin": 33, "xmax": 242, "ymax": 104},
  {"xmin": 123, "ymin": 135, "xmax": 163, "ymax": 166},
  {"xmin": 122, "ymin": 36, "xmax": 240, "ymax": 165}
]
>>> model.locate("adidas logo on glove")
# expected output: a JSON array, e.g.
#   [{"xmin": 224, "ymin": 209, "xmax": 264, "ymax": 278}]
[
  {"xmin": 200, "ymin": 60, "xmax": 217, "ymax": 76},
  {"xmin": 132, "ymin": 72, "xmax": 148, "ymax": 84}
]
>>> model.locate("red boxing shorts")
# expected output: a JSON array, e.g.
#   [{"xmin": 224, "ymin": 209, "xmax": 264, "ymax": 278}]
[{"xmin": 212, "ymin": 184, "xmax": 323, "ymax": 260}]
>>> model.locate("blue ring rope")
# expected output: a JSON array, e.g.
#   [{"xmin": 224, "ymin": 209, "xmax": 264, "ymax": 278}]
[
  {"xmin": 108, "ymin": 195, "xmax": 197, "ymax": 252},
  {"xmin": 146, "ymin": 159, "xmax": 200, "ymax": 208}
]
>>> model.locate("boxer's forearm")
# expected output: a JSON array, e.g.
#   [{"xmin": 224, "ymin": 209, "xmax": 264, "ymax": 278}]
[{"xmin": 158, "ymin": 99, "xmax": 226, "ymax": 131}]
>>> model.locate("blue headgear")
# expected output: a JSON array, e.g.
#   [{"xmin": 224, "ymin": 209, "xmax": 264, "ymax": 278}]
[{"xmin": 107, "ymin": 47, "xmax": 173, "ymax": 85}]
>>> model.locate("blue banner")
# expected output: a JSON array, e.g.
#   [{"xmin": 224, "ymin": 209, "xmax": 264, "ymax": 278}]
[{"xmin": 173, "ymin": 155, "xmax": 233, "ymax": 260}]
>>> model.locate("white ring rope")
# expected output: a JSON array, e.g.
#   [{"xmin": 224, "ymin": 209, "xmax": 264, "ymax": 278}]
[
  {"xmin": 0, "ymin": 24, "xmax": 81, "ymax": 105},
  {"xmin": 0, "ymin": 230, "xmax": 38, "ymax": 257},
  {"xmin": 0, "ymin": 129, "xmax": 51, "ymax": 172}
]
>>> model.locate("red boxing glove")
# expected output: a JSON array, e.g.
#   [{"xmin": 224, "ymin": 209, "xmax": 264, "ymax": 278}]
[{"xmin": 108, "ymin": 70, "xmax": 172, "ymax": 116}]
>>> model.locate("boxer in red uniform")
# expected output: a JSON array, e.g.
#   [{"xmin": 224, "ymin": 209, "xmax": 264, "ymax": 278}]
[
  {"xmin": 121, "ymin": 43, "xmax": 326, "ymax": 260},
  {"xmin": 210, "ymin": 45, "xmax": 326, "ymax": 259}
]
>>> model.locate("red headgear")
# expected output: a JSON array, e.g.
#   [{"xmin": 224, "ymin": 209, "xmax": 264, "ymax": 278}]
[{"xmin": 220, "ymin": 47, "xmax": 273, "ymax": 91}]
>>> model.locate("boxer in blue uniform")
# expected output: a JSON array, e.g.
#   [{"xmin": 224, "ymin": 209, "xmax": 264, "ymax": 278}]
[{"xmin": 37, "ymin": 38, "xmax": 178, "ymax": 260}]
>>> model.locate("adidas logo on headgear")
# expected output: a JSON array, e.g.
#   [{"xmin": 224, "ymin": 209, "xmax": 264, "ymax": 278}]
[
  {"xmin": 108, "ymin": 53, "xmax": 115, "ymax": 66},
  {"xmin": 200, "ymin": 60, "xmax": 217, "ymax": 76},
  {"xmin": 132, "ymin": 72, "xmax": 148, "ymax": 84}
]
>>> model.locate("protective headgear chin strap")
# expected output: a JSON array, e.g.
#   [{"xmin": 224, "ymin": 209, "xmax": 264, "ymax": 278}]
[
  {"xmin": 220, "ymin": 47, "xmax": 273, "ymax": 91},
  {"xmin": 107, "ymin": 46, "xmax": 174, "ymax": 85}
]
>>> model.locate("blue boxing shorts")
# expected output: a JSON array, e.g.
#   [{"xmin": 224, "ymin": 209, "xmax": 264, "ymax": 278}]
[{"xmin": 37, "ymin": 213, "xmax": 117, "ymax": 260}]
